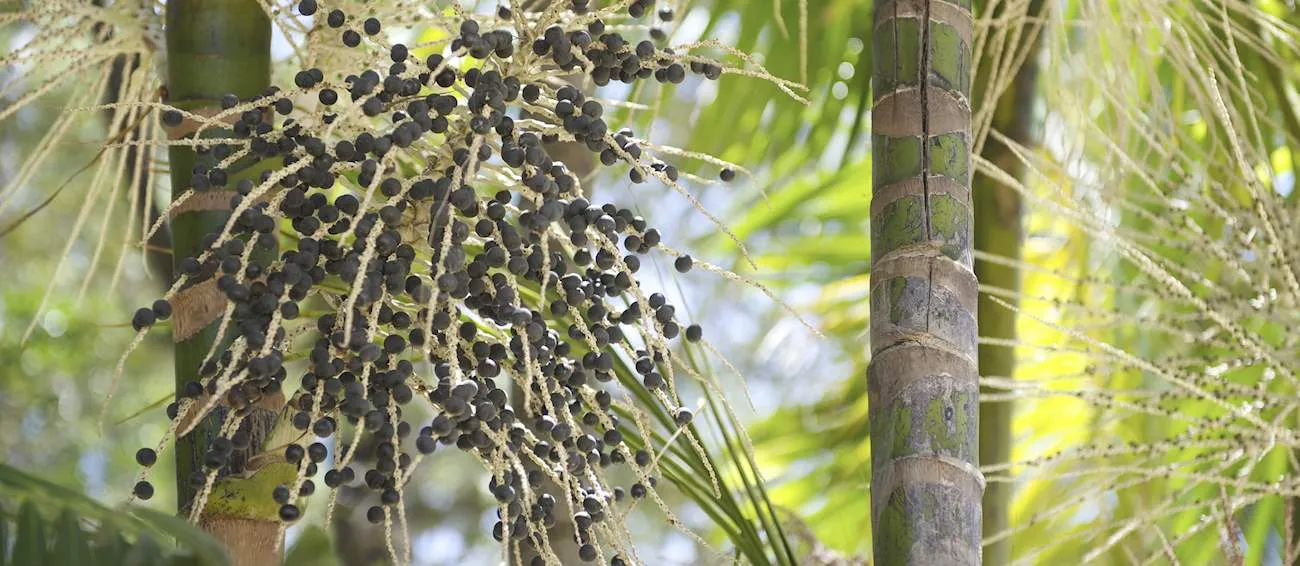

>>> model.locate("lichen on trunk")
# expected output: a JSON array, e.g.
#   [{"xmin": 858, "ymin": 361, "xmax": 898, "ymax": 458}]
[{"xmin": 868, "ymin": 0, "xmax": 983, "ymax": 563}]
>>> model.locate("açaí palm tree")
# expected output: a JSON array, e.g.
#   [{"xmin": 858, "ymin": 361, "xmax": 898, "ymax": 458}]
[{"xmin": 869, "ymin": 0, "xmax": 981, "ymax": 563}]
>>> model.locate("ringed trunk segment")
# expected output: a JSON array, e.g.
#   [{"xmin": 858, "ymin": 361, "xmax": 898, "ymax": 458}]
[
  {"xmin": 869, "ymin": 0, "xmax": 983, "ymax": 564},
  {"xmin": 166, "ymin": 2, "xmax": 286, "ymax": 566}
]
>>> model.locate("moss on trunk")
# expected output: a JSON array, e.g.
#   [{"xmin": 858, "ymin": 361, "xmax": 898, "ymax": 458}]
[{"xmin": 869, "ymin": 1, "xmax": 982, "ymax": 563}]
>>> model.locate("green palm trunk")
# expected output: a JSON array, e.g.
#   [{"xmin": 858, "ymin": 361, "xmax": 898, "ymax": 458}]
[
  {"xmin": 166, "ymin": 2, "xmax": 286, "ymax": 565},
  {"xmin": 869, "ymin": 0, "xmax": 981, "ymax": 563},
  {"xmin": 971, "ymin": 1, "xmax": 1046, "ymax": 563}
]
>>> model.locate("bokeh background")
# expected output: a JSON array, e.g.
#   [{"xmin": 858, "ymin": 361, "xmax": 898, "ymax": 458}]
[
  {"xmin": 0, "ymin": 1, "xmax": 866, "ymax": 563},
  {"xmin": 6, "ymin": 0, "xmax": 1300, "ymax": 564}
]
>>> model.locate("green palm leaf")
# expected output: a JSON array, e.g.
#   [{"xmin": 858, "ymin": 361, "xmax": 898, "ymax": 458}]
[{"xmin": 0, "ymin": 463, "xmax": 228, "ymax": 566}]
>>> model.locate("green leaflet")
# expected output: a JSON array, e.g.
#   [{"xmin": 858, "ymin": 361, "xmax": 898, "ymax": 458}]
[
  {"xmin": 12, "ymin": 501, "xmax": 46, "ymax": 566},
  {"xmin": 52, "ymin": 508, "xmax": 93, "ymax": 565},
  {"xmin": 0, "ymin": 463, "xmax": 228, "ymax": 566}
]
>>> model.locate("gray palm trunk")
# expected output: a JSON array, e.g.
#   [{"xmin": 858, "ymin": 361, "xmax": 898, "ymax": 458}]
[{"xmin": 869, "ymin": 0, "xmax": 982, "ymax": 563}]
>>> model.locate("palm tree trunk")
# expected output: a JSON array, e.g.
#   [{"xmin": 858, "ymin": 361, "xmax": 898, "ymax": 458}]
[
  {"xmin": 869, "ymin": 1, "xmax": 981, "ymax": 563},
  {"xmin": 972, "ymin": 1, "xmax": 1045, "ymax": 563},
  {"xmin": 165, "ymin": 3, "xmax": 283, "ymax": 565}
]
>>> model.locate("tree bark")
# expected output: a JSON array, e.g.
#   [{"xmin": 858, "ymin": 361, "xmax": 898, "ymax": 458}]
[
  {"xmin": 165, "ymin": 3, "xmax": 285, "ymax": 566},
  {"xmin": 869, "ymin": 1, "xmax": 982, "ymax": 564},
  {"xmin": 971, "ymin": 1, "xmax": 1045, "ymax": 563}
]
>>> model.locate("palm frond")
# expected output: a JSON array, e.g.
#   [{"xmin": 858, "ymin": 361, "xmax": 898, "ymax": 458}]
[{"xmin": 0, "ymin": 462, "xmax": 229, "ymax": 566}]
